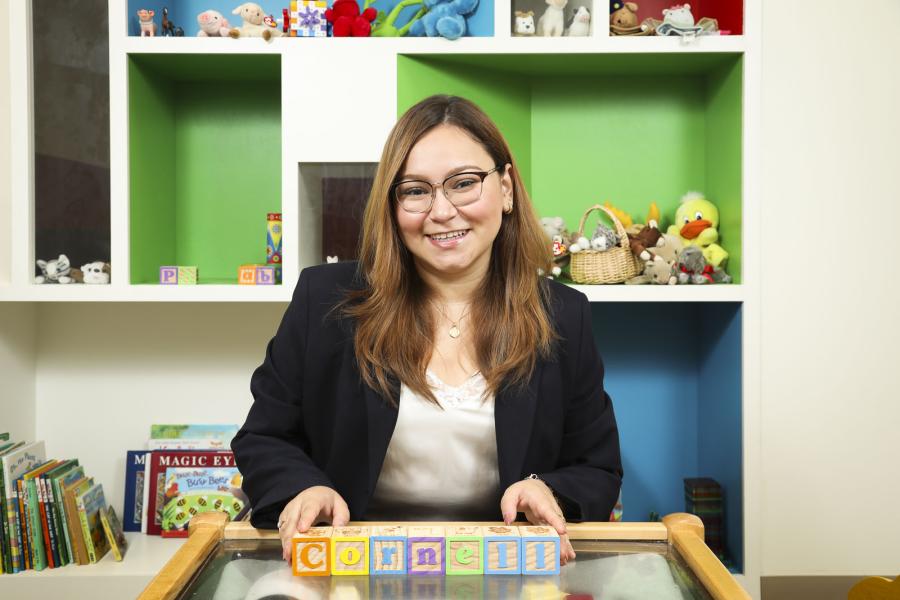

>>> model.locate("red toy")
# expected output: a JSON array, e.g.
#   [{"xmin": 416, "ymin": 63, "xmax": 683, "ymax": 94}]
[{"xmin": 325, "ymin": 0, "xmax": 377, "ymax": 36}]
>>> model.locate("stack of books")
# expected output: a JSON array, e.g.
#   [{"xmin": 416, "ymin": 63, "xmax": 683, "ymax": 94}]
[
  {"xmin": 123, "ymin": 425, "xmax": 248, "ymax": 538},
  {"xmin": 683, "ymin": 477, "xmax": 726, "ymax": 561},
  {"xmin": 0, "ymin": 433, "xmax": 127, "ymax": 573}
]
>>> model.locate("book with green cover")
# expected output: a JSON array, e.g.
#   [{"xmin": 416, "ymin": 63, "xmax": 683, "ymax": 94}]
[
  {"xmin": 42, "ymin": 460, "xmax": 79, "ymax": 567},
  {"xmin": 51, "ymin": 464, "xmax": 84, "ymax": 566},
  {"xmin": 150, "ymin": 424, "xmax": 239, "ymax": 443},
  {"xmin": 0, "ymin": 439, "xmax": 25, "ymax": 573},
  {"xmin": 75, "ymin": 483, "xmax": 109, "ymax": 564},
  {"xmin": 24, "ymin": 459, "xmax": 58, "ymax": 570},
  {"xmin": 62, "ymin": 477, "xmax": 93, "ymax": 566},
  {"xmin": 2, "ymin": 442, "xmax": 46, "ymax": 572}
]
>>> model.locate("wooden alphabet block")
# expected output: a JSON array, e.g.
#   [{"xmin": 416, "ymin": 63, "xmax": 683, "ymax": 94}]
[
  {"xmin": 291, "ymin": 526, "xmax": 333, "ymax": 577},
  {"xmin": 407, "ymin": 526, "xmax": 445, "ymax": 575},
  {"xmin": 331, "ymin": 526, "xmax": 370, "ymax": 575},
  {"xmin": 370, "ymin": 525, "xmax": 407, "ymax": 575},
  {"xmin": 519, "ymin": 526, "xmax": 560, "ymax": 575},
  {"xmin": 238, "ymin": 264, "xmax": 257, "ymax": 285},
  {"xmin": 445, "ymin": 525, "xmax": 483, "ymax": 575},
  {"xmin": 159, "ymin": 266, "xmax": 178, "ymax": 285},
  {"xmin": 177, "ymin": 266, "xmax": 197, "ymax": 284},
  {"xmin": 482, "ymin": 525, "xmax": 522, "ymax": 574},
  {"xmin": 255, "ymin": 265, "xmax": 277, "ymax": 285}
]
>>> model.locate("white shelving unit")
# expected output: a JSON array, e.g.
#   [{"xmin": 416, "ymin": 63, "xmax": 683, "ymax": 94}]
[{"xmin": 1, "ymin": 1, "xmax": 761, "ymax": 598}]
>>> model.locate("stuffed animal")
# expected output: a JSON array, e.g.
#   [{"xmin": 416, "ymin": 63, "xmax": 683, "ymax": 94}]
[
  {"xmin": 514, "ymin": 10, "xmax": 536, "ymax": 36},
  {"xmin": 137, "ymin": 9, "xmax": 157, "ymax": 36},
  {"xmin": 538, "ymin": 0, "xmax": 567, "ymax": 36},
  {"xmin": 229, "ymin": 2, "xmax": 283, "ymax": 39},
  {"xmin": 609, "ymin": 1, "xmax": 638, "ymax": 27},
  {"xmin": 666, "ymin": 191, "xmax": 728, "ymax": 268},
  {"xmin": 590, "ymin": 223, "xmax": 620, "ymax": 251},
  {"xmin": 676, "ymin": 246, "xmax": 731, "ymax": 284},
  {"xmin": 568, "ymin": 235, "xmax": 591, "ymax": 253},
  {"xmin": 408, "ymin": 0, "xmax": 479, "ymax": 40},
  {"xmin": 627, "ymin": 220, "xmax": 662, "ymax": 261},
  {"xmin": 325, "ymin": 0, "xmax": 377, "ymax": 36},
  {"xmin": 566, "ymin": 6, "xmax": 591, "ymax": 36},
  {"xmin": 648, "ymin": 232, "xmax": 682, "ymax": 266},
  {"xmin": 82, "ymin": 261, "xmax": 111, "ymax": 284},
  {"xmin": 656, "ymin": 3, "xmax": 703, "ymax": 36},
  {"xmin": 35, "ymin": 254, "xmax": 82, "ymax": 284},
  {"xmin": 197, "ymin": 10, "xmax": 231, "ymax": 36},
  {"xmin": 627, "ymin": 254, "xmax": 677, "ymax": 285}
]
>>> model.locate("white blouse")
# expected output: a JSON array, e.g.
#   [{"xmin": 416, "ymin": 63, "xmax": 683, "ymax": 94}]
[{"xmin": 364, "ymin": 370, "xmax": 502, "ymax": 521}]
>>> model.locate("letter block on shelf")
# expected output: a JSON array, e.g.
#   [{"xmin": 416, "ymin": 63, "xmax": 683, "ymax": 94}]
[
  {"xmin": 177, "ymin": 266, "xmax": 197, "ymax": 284},
  {"xmin": 292, "ymin": 527, "xmax": 333, "ymax": 576},
  {"xmin": 159, "ymin": 266, "xmax": 178, "ymax": 285},
  {"xmin": 370, "ymin": 525, "xmax": 408, "ymax": 575},
  {"xmin": 407, "ymin": 526, "xmax": 445, "ymax": 575},
  {"xmin": 238, "ymin": 265, "xmax": 257, "ymax": 285},
  {"xmin": 519, "ymin": 525, "xmax": 561, "ymax": 575},
  {"xmin": 483, "ymin": 525, "xmax": 522, "ymax": 574},
  {"xmin": 331, "ymin": 526, "xmax": 370, "ymax": 575},
  {"xmin": 446, "ymin": 525, "xmax": 483, "ymax": 575}
]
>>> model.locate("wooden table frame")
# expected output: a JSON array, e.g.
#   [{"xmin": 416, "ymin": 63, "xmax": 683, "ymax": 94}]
[{"xmin": 138, "ymin": 512, "xmax": 749, "ymax": 600}]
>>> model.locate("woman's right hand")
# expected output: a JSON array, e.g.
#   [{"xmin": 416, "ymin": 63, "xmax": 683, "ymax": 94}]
[{"xmin": 277, "ymin": 485, "xmax": 350, "ymax": 561}]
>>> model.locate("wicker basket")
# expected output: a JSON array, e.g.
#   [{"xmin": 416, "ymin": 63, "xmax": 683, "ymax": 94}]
[{"xmin": 569, "ymin": 204, "xmax": 643, "ymax": 284}]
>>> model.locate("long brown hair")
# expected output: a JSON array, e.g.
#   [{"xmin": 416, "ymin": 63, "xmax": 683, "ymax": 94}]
[{"xmin": 341, "ymin": 95, "xmax": 556, "ymax": 406}]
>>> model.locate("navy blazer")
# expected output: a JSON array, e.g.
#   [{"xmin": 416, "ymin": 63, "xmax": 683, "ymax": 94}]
[{"xmin": 232, "ymin": 261, "xmax": 622, "ymax": 528}]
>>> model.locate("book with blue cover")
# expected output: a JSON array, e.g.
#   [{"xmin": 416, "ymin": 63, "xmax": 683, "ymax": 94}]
[{"xmin": 123, "ymin": 451, "xmax": 148, "ymax": 532}]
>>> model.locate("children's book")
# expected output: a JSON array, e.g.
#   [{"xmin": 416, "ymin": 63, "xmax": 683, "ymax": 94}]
[
  {"xmin": 150, "ymin": 424, "xmax": 239, "ymax": 443},
  {"xmin": 75, "ymin": 483, "xmax": 109, "ymax": 564},
  {"xmin": 42, "ymin": 460, "xmax": 79, "ymax": 566},
  {"xmin": 0, "ymin": 439, "xmax": 25, "ymax": 573},
  {"xmin": 24, "ymin": 459, "xmax": 58, "ymax": 570},
  {"xmin": 52, "ymin": 465, "xmax": 84, "ymax": 565},
  {"xmin": 1, "ymin": 441, "xmax": 46, "ymax": 572},
  {"xmin": 160, "ymin": 467, "xmax": 247, "ymax": 537},
  {"xmin": 62, "ymin": 477, "xmax": 93, "ymax": 566},
  {"xmin": 145, "ymin": 451, "xmax": 237, "ymax": 536},
  {"xmin": 123, "ymin": 451, "xmax": 148, "ymax": 532},
  {"xmin": 148, "ymin": 438, "xmax": 228, "ymax": 450},
  {"xmin": 99, "ymin": 506, "xmax": 128, "ymax": 561}
]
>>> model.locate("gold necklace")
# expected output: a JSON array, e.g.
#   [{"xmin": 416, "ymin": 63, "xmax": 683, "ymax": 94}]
[{"xmin": 429, "ymin": 299, "xmax": 471, "ymax": 339}]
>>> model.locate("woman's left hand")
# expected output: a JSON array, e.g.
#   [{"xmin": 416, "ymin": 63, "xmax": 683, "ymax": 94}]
[{"xmin": 499, "ymin": 479, "xmax": 577, "ymax": 565}]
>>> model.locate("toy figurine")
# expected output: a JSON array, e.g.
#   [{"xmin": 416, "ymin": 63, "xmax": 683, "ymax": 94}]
[
  {"xmin": 513, "ymin": 10, "xmax": 535, "ymax": 36},
  {"xmin": 137, "ymin": 9, "xmax": 157, "ymax": 37},
  {"xmin": 566, "ymin": 6, "xmax": 590, "ymax": 36},
  {"xmin": 197, "ymin": 10, "xmax": 232, "ymax": 36},
  {"xmin": 161, "ymin": 7, "xmax": 184, "ymax": 36},
  {"xmin": 537, "ymin": 0, "xmax": 567, "ymax": 36}
]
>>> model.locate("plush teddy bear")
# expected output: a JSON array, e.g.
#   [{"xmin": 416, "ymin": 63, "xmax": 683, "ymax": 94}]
[
  {"xmin": 538, "ymin": 0, "xmax": 567, "ymax": 37},
  {"xmin": 408, "ymin": 0, "xmax": 479, "ymax": 40},
  {"xmin": 609, "ymin": 1, "xmax": 638, "ymax": 27},
  {"xmin": 82, "ymin": 261, "xmax": 111, "ymax": 284},
  {"xmin": 514, "ymin": 10, "xmax": 535, "ymax": 36},
  {"xmin": 676, "ymin": 246, "xmax": 731, "ymax": 284},
  {"xmin": 197, "ymin": 10, "xmax": 231, "ymax": 36},
  {"xmin": 229, "ymin": 2, "xmax": 283, "ymax": 39},
  {"xmin": 326, "ymin": 0, "xmax": 378, "ymax": 36},
  {"xmin": 35, "ymin": 254, "xmax": 82, "ymax": 284}
]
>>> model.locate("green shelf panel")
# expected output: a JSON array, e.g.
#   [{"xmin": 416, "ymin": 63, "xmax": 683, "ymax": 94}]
[
  {"xmin": 396, "ymin": 53, "xmax": 743, "ymax": 282},
  {"xmin": 129, "ymin": 54, "xmax": 282, "ymax": 285}
]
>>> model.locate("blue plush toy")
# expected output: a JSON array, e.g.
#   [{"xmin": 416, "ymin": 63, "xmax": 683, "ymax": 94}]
[{"xmin": 407, "ymin": 0, "xmax": 479, "ymax": 39}]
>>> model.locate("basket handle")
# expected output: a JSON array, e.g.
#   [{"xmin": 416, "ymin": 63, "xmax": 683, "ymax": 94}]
[{"xmin": 575, "ymin": 204, "xmax": 630, "ymax": 250}]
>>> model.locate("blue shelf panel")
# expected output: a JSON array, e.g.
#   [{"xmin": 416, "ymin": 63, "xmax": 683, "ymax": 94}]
[{"xmin": 592, "ymin": 302, "xmax": 742, "ymax": 570}]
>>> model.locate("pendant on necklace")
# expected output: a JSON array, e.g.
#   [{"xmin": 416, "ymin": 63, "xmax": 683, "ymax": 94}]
[{"xmin": 449, "ymin": 324, "xmax": 461, "ymax": 339}]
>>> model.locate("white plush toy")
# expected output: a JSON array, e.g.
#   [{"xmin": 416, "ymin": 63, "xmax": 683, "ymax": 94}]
[
  {"xmin": 514, "ymin": 10, "xmax": 536, "ymax": 36},
  {"xmin": 538, "ymin": 0, "xmax": 567, "ymax": 36},
  {"xmin": 197, "ymin": 10, "xmax": 231, "ymax": 37},
  {"xmin": 35, "ymin": 254, "xmax": 78, "ymax": 284},
  {"xmin": 229, "ymin": 2, "xmax": 283, "ymax": 39},
  {"xmin": 566, "ymin": 6, "xmax": 591, "ymax": 36},
  {"xmin": 662, "ymin": 3, "xmax": 694, "ymax": 27},
  {"xmin": 82, "ymin": 261, "xmax": 111, "ymax": 284}
]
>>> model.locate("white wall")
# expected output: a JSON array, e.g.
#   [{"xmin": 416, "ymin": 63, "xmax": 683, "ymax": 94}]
[
  {"xmin": 0, "ymin": 0, "xmax": 10, "ymax": 284},
  {"xmin": 761, "ymin": 0, "xmax": 900, "ymax": 576}
]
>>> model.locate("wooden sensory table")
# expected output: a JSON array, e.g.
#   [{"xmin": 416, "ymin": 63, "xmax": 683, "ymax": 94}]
[{"xmin": 138, "ymin": 512, "xmax": 749, "ymax": 600}]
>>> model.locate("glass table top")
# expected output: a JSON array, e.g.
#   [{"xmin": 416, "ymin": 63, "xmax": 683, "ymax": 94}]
[{"xmin": 177, "ymin": 539, "xmax": 713, "ymax": 600}]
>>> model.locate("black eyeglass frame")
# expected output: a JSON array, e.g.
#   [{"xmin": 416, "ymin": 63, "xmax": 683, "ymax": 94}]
[{"xmin": 391, "ymin": 165, "xmax": 503, "ymax": 214}]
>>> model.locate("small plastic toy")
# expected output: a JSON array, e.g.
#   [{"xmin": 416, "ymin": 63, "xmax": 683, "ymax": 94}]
[
  {"xmin": 513, "ymin": 10, "xmax": 535, "ymax": 36},
  {"xmin": 137, "ymin": 9, "xmax": 157, "ymax": 37},
  {"xmin": 161, "ymin": 7, "xmax": 185, "ymax": 36},
  {"xmin": 566, "ymin": 6, "xmax": 590, "ymax": 36},
  {"xmin": 537, "ymin": 0, "xmax": 567, "ymax": 37}
]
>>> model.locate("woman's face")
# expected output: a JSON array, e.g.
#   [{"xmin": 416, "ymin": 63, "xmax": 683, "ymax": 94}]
[{"xmin": 394, "ymin": 125, "xmax": 513, "ymax": 281}]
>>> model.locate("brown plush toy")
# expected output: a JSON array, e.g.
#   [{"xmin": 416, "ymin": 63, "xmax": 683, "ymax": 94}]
[
  {"xmin": 627, "ymin": 220, "xmax": 663, "ymax": 261},
  {"xmin": 610, "ymin": 1, "xmax": 639, "ymax": 28}
]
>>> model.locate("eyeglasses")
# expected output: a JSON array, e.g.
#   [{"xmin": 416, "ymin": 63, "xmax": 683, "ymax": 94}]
[{"xmin": 392, "ymin": 166, "xmax": 502, "ymax": 214}]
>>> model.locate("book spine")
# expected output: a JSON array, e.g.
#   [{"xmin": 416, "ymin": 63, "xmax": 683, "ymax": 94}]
[
  {"xmin": 39, "ymin": 476, "xmax": 60, "ymax": 568},
  {"xmin": 49, "ymin": 478, "xmax": 70, "ymax": 566},
  {"xmin": 76, "ymin": 499, "xmax": 96, "ymax": 564},
  {"xmin": 63, "ymin": 488, "xmax": 87, "ymax": 566},
  {"xmin": 17, "ymin": 479, "xmax": 31, "ymax": 570},
  {"xmin": 26, "ymin": 479, "xmax": 47, "ymax": 570},
  {"xmin": 0, "ymin": 476, "xmax": 10, "ymax": 574},
  {"xmin": 54, "ymin": 479, "xmax": 74, "ymax": 565},
  {"xmin": 7, "ymin": 497, "xmax": 22, "ymax": 572},
  {"xmin": 36, "ymin": 477, "xmax": 55, "ymax": 568}
]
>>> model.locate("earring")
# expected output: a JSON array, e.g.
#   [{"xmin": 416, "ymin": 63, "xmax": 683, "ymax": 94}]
[{"xmin": 503, "ymin": 202, "xmax": 513, "ymax": 214}]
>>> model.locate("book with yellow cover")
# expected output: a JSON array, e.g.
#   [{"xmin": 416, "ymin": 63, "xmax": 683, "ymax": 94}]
[{"xmin": 99, "ymin": 506, "xmax": 127, "ymax": 561}]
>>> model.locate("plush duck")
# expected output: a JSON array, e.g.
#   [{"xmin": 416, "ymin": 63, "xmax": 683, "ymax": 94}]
[{"xmin": 666, "ymin": 191, "xmax": 729, "ymax": 268}]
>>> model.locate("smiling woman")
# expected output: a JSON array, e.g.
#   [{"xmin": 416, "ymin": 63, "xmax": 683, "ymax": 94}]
[{"xmin": 232, "ymin": 95, "xmax": 623, "ymax": 567}]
